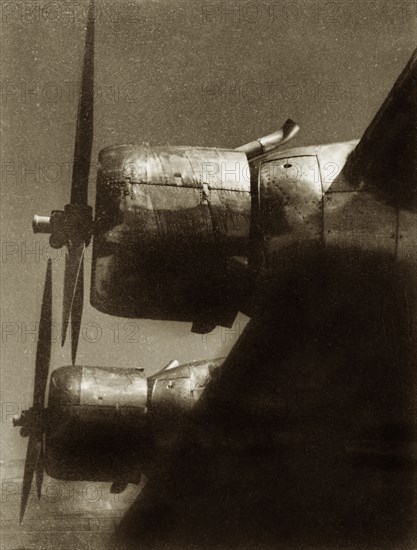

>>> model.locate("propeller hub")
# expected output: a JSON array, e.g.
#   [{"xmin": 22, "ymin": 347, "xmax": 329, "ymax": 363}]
[
  {"xmin": 32, "ymin": 205, "xmax": 93, "ymax": 249},
  {"xmin": 12, "ymin": 408, "xmax": 46, "ymax": 437},
  {"xmin": 32, "ymin": 215, "xmax": 51, "ymax": 234}
]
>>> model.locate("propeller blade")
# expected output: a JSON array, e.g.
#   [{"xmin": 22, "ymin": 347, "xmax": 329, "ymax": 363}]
[
  {"xmin": 20, "ymin": 436, "xmax": 41, "ymax": 523},
  {"xmin": 71, "ymin": 251, "xmax": 84, "ymax": 365},
  {"xmin": 71, "ymin": 0, "xmax": 94, "ymax": 205},
  {"xmin": 34, "ymin": 259, "xmax": 52, "ymax": 408},
  {"xmin": 35, "ymin": 436, "xmax": 44, "ymax": 500},
  {"xmin": 61, "ymin": 243, "xmax": 85, "ymax": 352},
  {"xmin": 62, "ymin": 0, "xmax": 94, "ymax": 359}
]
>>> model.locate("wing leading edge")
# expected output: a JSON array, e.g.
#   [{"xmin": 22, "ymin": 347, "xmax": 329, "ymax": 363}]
[{"xmin": 345, "ymin": 49, "xmax": 417, "ymax": 210}]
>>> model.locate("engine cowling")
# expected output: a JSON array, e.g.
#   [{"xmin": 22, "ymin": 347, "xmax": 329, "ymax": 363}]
[
  {"xmin": 91, "ymin": 145, "xmax": 252, "ymax": 331},
  {"xmin": 45, "ymin": 366, "xmax": 148, "ymax": 482},
  {"xmin": 44, "ymin": 359, "xmax": 224, "ymax": 482}
]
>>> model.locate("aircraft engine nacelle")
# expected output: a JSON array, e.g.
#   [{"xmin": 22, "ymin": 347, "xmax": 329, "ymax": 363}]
[
  {"xmin": 43, "ymin": 359, "xmax": 223, "ymax": 483},
  {"xmin": 91, "ymin": 146, "xmax": 252, "ymax": 332},
  {"xmin": 45, "ymin": 366, "xmax": 148, "ymax": 482}
]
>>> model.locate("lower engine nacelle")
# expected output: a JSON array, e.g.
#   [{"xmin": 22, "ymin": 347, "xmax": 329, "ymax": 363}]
[{"xmin": 44, "ymin": 359, "xmax": 223, "ymax": 482}]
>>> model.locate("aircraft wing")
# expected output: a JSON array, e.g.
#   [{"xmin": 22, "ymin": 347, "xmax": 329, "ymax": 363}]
[{"xmin": 345, "ymin": 48, "xmax": 417, "ymax": 209}]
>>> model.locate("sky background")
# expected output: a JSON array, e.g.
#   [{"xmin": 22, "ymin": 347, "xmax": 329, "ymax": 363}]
[{"xmin": 1, "ymin": 0, "xmax": 416, "ymax": 464}]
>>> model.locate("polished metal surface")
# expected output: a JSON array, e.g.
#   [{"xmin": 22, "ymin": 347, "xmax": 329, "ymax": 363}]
[
  {"xmin": 91, "ymin": 146, "xmax": 251, "ymax": 325},
  {"xmin": 149, "ymin": 358, "xmax": 223, "ymax": 413},
  {"xmin": 258, "ymin": 155, "xmax": 322, "ymax": 264},
  {"xmin": 45, "ymin": 366, "xmax": 148, "ymax": 483},
  {"xmin": 42, "ymin": 360, "xmax": 224, "ymax": 483},
  {"xmin": 151, "ymin": 376, "xmax": 192, "ymax": 414},
  {"xmin": 80, "ymin": 367, "xmax": 147, "ymax": 409},
  {"xmin": 49, "ymin": 365, "xmax": 148, "ymax": 410},
  {"xmin": 97, "ymin": 145, "xmax": 250, "ymax": 189},
  {"xmin": 256, "ymin": 137, "xmax": 417, "ymax": 267}
]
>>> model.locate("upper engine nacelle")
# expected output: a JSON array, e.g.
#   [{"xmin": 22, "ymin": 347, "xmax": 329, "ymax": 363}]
[{"xmin": 91, "ymin": 146, "xmax": 252, "ymax": 332}]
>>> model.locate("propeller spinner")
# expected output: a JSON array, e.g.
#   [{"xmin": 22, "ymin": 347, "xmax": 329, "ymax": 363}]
[
  {"xmin": 13, "ymin": 260, "xmax": 52, "ymax": 523},
  {"xmin": 32, "ymin": 0, "xmax": 95, "ymax": 365}
]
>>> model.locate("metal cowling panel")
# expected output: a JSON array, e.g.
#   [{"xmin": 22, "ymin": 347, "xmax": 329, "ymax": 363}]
[
  {"xmin": 91, "ymin": 144, "xmax": 252, "ymax": 323},
  {"xmin": 98, "ymin": 145, "xmax": 250, "ymax": 191}
]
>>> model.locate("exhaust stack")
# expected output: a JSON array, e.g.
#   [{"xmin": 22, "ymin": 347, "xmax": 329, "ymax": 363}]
[{"xmin": 236, "ymin": 119, "xmax": 300, "ymax": 161}]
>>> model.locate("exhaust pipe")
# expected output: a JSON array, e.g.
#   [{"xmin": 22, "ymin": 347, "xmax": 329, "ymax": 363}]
[{"xmin": 236, "ymin": 119, "xmax": 300, "ymax": 161}]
